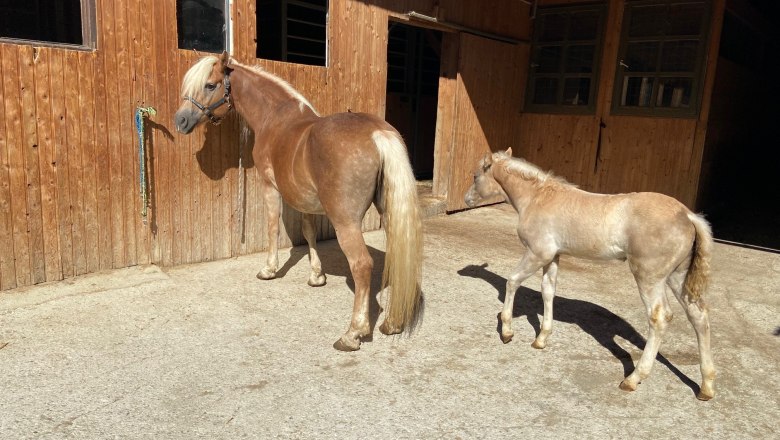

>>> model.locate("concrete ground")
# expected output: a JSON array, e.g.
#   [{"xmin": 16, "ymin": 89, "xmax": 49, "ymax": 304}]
[{"xmin": 0, "ymin": 204, "xmax": 778, "ymax": 439}]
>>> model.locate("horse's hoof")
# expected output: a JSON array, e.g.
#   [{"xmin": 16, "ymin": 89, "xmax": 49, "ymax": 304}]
[
  {"xmin": 256, "ymin": 268, "xmax": 276, "ymax": 280},
  {"xmin": 696, "ymin": 390, "xmax": 714, "ymax": 401},
  {"xmin": 500, "ymin": 333, "xmax": 513, "ymax": 344},
  {"xmin": 333, "ymin": 337, "xmax": 360, "ymax": 352},
  {"xmin": 618, "ymin": 380, "xmax": 637, "ymax": 392},
  {"xmin": 531, "ymin": 339, "xmax": 546, "ymax": 349},
  {"xmin": 379, "ymin": 320, "xmax": 403, "ymax": 336},
  {"xmin": 307, "ymin": 273, "xmax": 326, "ymax": 287}
]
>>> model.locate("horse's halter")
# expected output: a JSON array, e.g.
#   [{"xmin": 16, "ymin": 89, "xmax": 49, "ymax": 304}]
[{"xmin": 183, "ymin": 74, "xmax": 233, "ymax": 125}]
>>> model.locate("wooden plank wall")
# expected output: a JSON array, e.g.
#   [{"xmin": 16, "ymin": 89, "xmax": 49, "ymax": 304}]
[{"xmin": 0, "ymin": 0, "xmax": 529, "ymax": 292}]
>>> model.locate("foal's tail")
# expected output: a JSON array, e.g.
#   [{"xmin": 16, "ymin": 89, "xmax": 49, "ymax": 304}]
[
  {"xmin": 684, "ymin": 213, "xmax": 713, "ymax": 303},
  {"xmin": 372, "ymin": 130, "xmax": 424, "ymax": 332}
]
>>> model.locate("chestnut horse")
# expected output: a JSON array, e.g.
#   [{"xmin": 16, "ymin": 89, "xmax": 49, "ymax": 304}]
[
  {"xmin": 465, "ymin": 149, "xmax": 716, "ymax": 400},
  {"xmin": 174, "ymin": 52, "xmax": 423, "ymax": 351}
]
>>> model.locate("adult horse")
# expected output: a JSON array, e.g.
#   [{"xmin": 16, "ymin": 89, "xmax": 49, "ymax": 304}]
[
  {"xmin": 174, "ymin": 52, "xmax": 423, "ymax": 351},
  {"xmin": 465, "ymin": 149, "xmax": 716, "ymax": 400}
]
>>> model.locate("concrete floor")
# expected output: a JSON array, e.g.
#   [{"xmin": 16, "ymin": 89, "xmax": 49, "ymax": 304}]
[{"xmin": 0, "ymin": 204, "xmax": 778, "ymax": 439}]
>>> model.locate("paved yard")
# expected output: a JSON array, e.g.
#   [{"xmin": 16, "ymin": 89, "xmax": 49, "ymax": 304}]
[{"xmin": 1, "ymin": 204, "xmax": 778, "ymax": 439}]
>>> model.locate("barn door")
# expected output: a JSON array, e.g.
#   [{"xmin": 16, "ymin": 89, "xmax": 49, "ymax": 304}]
[{"xmin": 444, "ymin": 33, "xmax": 526, "ymax": 211}]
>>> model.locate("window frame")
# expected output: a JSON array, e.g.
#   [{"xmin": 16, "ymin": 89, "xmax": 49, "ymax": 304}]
[
  {"xmin": 523, "ymin": 3, "xmax": 607, "ymax": 115},
  {"xmin": 611, "ymin": 0, "xmax": 712, "ymax": 118},
  {"xmin": 257, "ymin": 0, "xmax": 329, "ymax": 67},
  {"xmin": 176, "ymin": 0, "xmax": 231, "ymax": 54},
  {"xmin": 0, "ymin": 0, "xmax": 97, "ymax": 51}
]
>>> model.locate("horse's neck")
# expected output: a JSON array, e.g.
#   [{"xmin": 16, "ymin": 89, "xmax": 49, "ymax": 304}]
[
  {"xmin": 494, "ymin": 165, "xmax": 538, "ymax": 212},
  {"xmin": 230, "ymin": 65, "xmax": 314, "ymax": 133}
]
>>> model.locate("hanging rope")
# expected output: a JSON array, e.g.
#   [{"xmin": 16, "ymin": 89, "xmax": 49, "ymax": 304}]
[{"xmin": 135, "ymin": 106, "xmax": 156, "ymax": 223}]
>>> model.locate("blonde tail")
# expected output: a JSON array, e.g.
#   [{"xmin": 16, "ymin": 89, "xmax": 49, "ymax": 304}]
[
  {"xmin": 372, "ymin": 130, "xmax": 424, "ymax": 332},
  {"xmin": 684, "ymin": 213, "xmax": 713, "ymax": 303}
]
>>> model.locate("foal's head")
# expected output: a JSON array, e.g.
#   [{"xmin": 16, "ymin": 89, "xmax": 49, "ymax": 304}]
[
  {"xmin": 175, "ymin": 51, "xmax": 233, "ymax": 134},
  {"xmin": 464, "ymin": 148, "xmax": 512, "ymax": 207}
]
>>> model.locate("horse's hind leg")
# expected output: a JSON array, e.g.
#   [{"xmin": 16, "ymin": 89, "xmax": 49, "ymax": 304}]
[
  {"xmin": 667, "ymin": 268, "xmax": 716, "ymax": 400},
  {"xmin": 532, "ymin": 256, "xmax": 559, "ymax": 349},
  {"xmin": 332, "ymin": 223, "xmax": 373, "ymax": 351},
  {"xmin": 620, "ymin": 277, "xmax": 670, "ymax": 392},
  {"xmin": 302, "ymin": 214, "xmax": 327, "ymax": 287},
  {"xmin": 500, "ymin": 252, "xmax": 548, "ymax": 344},
  {"xmin": 257, "ymin": 187, "xmax": 281, "ymax": 280}
]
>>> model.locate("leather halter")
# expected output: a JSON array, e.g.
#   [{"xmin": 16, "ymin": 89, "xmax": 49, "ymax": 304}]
[{"xmin": 183, "ymin": 74, "xmax": 233, "ymax": 125}]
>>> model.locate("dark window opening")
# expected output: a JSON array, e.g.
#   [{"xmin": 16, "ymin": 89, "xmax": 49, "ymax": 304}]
[
  {"xmin": 525, "ymin": 5, "xmax": 606, "ymax": 114},
  {"xmin": 612, "ymin": 0, "xmax": 710, "ymax": 117},
  {"xmin": 177, "ymin": 0, "xmax": 227, "ymax": 53},
  {"xmin": 0, "ymin": 0, "xmax": 92, "ymax": 47},
  {"xmin": 257, "ymin": 0, "xmax": 328, "ymax": 66}
]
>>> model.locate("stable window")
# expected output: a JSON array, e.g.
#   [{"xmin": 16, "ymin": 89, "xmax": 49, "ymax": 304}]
[
  {"xmin": 612, "ymin": 0, "xmax": 710, "ymax": 117},
  {"xmin": 524, "ymin": 5, "xmax": 606, "ymax": 114},
  {"xmin": 0, "ymin": 0, "xmax": 96, "ymax": 49},
  {"xmin": 177, "ymin": 0, "xmax": 228, "ymax": 53},
  {"xmin": 257, "ymin": 0, "xmax": 328, "ymax": 66}
]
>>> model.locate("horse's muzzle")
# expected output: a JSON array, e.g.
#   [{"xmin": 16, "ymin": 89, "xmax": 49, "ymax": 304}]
[{"xmin": 174, "ymin": 109, "xmax": 199, "ymax": 134}]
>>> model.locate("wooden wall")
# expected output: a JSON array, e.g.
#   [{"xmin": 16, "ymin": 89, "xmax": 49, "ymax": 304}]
[{"xmin": 0, "ymin": 0, "xmax": 530, "ymax": 291}]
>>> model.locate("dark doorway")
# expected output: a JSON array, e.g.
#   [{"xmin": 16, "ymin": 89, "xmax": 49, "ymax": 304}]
[
  {"xmin": 385, "ymin": 22, "xmax": 442, "ymax": 180},
  {"xmin": 700, "ymin": 9, "xmax": 780, "ymax": 251}
]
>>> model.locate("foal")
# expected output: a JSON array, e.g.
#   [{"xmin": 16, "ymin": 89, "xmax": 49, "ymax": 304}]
[{"xmin": 465, "ymin": 149, "xmax": 715, "ymax": 400}]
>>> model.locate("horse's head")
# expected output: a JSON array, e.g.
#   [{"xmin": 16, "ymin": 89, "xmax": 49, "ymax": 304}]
[
  {"xmin": 175, "ymin": 51, "xmax": 233, "ymax": 134},
  {"xmin": 464, "ymin": 148, "xmax": 511, "ymax": 207}
]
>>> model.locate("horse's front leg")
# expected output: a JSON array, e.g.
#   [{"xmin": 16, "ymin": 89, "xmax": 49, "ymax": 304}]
[
  {"xmin": 302, "ymin": 213, "xmax": 326, "ymax": 287},
  {"xmin": 257, "ymin": 188, "xmax": 281, "ymax": 280},
  {"xmin": 532, "ymin": 255, "xmax": 559, "ymax": 349},
  {"xmin": 500, "ymin": 252, "xmax": 547, "ymax": 343}
]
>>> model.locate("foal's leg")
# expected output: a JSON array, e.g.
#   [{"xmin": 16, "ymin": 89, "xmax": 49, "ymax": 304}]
[
  {"xmin": 500, "ymin": 252, "xmax": 548, "ymax": 344},
  {"xmin": 332, "ymin": 223, "xmax": 374, "ymax": 351},
  {"xmin": 257, "ymin": 188, "xmax": 281, "ymax": 280},
  {"xmin": 302, "ymin": 214, "xmax": 327, "ymax": 287},
  {"xmin": 667, "ymin": 269, "xmax": 716, "ymax": 400},
  {"xmin": 532, "ymin": 255, "xmax": 560, "ymax": 349},
  {"xmin": 619, "ymin": 277, "xmax": 670, "ymax": 392}
]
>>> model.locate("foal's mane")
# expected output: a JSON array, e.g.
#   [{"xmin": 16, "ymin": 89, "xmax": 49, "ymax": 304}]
[
  {"xmin": 181, "ymin": 55, "xmax": 319, "ymax": 116},
  {"xmin": 494, "ymin": 151, "xmax": 573, "ymax": 189}
]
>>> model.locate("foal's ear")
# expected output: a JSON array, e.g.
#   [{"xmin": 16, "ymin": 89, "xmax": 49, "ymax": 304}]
[
  {"xmin": 505, "ymin": 147, "xmax": 513, "ymax": 156},
  {"xmin": 481, "ymin": 152, "xmax": 493, "ymax": 171}
]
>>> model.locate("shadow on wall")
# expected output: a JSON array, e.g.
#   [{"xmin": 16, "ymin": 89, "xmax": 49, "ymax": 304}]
[
  {"xmin": 196, "ymin": 113, "xmax": 255, "ymax": 181},
  {"xmin": 457, "ymin": 263, "xmax": 701, "ymax": 397}
]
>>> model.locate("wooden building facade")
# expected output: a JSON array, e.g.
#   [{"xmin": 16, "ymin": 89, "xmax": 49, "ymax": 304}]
[{"xmin": 0, "ymin": 0, "xmax": 775, "ymax": 291}]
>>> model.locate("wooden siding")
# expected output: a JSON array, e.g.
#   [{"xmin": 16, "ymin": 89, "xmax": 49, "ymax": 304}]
[{"xmin": 0, "ymin": 0, "xmax": 531, "ymax": 291}]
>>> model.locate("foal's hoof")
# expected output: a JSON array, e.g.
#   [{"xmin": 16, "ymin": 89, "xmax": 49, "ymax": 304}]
[
  {"xmin": 333, "ymin": 337, "xmax": 361, "ymax": 352},
  {"xmin": 531, "ymin": 339, "xmax": 546, "ymax": 349},
  {"xmin": 379, "ymin": 320, "xmax": 403, "ymax": 336},
  {"xmin": 618, "ymin": 380, "xmax": 637, "ymax": 392},
  {"xmin": 696, "ymin": 390, "xmax": 714, "ymax": 401},
  {"xmin": 500, "ymin": 333, "xmax": 513, "ymax": 344},
  {"xmin": 307, "ymin": 273, "xmax": 327, "ymax": 287},
  {"xmin": 256, "ymin": 267, "xmax": 277, "ymax": 280}
]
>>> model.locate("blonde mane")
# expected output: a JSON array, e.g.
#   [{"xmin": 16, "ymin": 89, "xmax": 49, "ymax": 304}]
[
  {"xmin": 181, "ymin": 56, "xmax": 320, "ymax": 116},
  {"xmin": 493, "ymin": 151, "xmax": 573, "ymax": 189},
  {"xmin": 181, "ymin": 56, "xmax": 219, "ymax": 99}
]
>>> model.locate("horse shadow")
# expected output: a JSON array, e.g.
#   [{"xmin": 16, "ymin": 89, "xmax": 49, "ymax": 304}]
[
  {"xmin": 196, "ymin": 114, "xmax": 255, "ymax": 181},
  {"xmin": 272, "ymin": 234, "xmax": 392, "ymax": 338},
  {"xmin": 457, "ymin": 263, "xmax": 700, "ymax": 395}
]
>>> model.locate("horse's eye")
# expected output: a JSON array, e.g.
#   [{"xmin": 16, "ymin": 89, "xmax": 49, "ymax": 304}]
[{"xmin": 205, "ymin": 83, "xmax": 217, "ymax": 91}]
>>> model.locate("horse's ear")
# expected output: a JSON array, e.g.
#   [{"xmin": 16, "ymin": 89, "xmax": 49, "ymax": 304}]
[
  {"xmin": 505, "ymin": 147, "xmax": 513, "ymax": 156},
  {"xmin": 219, "ymin": 50, "xmax": 232, "ymax": 72}
]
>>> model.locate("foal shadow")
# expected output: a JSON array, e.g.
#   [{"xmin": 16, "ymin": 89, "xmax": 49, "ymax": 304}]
[{"xmin": 457, "ymin": 263, "xmax": 699, "ymax": 395}]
